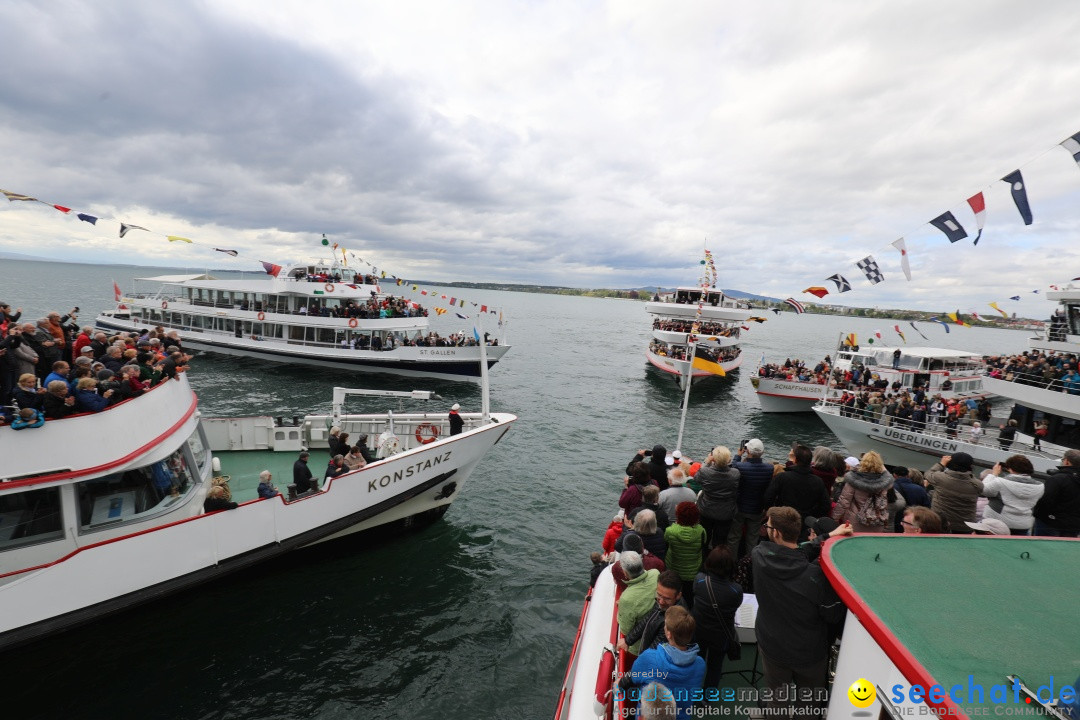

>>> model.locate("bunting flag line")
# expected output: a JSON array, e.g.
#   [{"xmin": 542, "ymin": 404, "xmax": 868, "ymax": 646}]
[
  {"xmin": 947, "ymin": 310, "xmax": 971, "ymax": 328},
  {"xmin": 1002, "ymin": 170, "xmax": 1033, "ymax": 225},
  {"xmin": 260, "ymin": 261, "xmax": 282, "ymax": 277},
  {"xmin": 966, "ymin": 193, "xmax": 986, "ymax": 245},
  {"xmin": 928, "ymin": 317, "xmax": 951, "ymax": 333},
  {"xmin": 1061, "ymin": 131, "xmax": 1080, "ymax": 169},
  {"xmin": 891, "ymin": 238, "xmax": 912, "ymax": 281},
  {"xmin": 803, "ymin": 287, "xmax": 828, "ymax": 298},
  {"xmin": 691, "ymin": 345, "xmax": 726, "ymax": 377},
  {"xmin": 826, "ymin": 274, "xmax": 852, "ymax": 293},
  {"xmin": 214, "ymin": 248, "xmax": 239, "ymax": 256},
  {"xmin": 894, "ymin": 325, "xmax": 906, "ymax": 344},
  {"xmin": 784, "ymin": 298, "xmax": 806, "ymax": 314},
  {"xmin": 856, "ymin": 256, "xmax": 884, "ymax": 284},
  {"xmin": 909, "ymin": 322, "xmax": 929, "ymax": 341},
  {"xmin": 118, "ymin": 223, "xmax": 148, "ymax": 239},
  {"xmin": 929, "ymin": 211, "xmax": 968, "ymax": 243}
]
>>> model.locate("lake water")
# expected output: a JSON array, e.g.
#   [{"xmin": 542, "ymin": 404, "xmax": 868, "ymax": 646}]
[{"xmin": 0, "ymin": 258, "xmax": 1034, "ymax": 719}]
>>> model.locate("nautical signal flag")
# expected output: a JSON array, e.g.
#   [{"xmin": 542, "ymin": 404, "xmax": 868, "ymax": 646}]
[
  {"xmin": 166, "ymin": 235, "xmax": 192, "ymax": 243},
  {"xmin": 1002, "ymin": 170, "xmax": 1033, "ymax": 225},
  {"xmin": 803, "ymin": 287, "xmax": 828, "ymax": 299},
  {"xmin": 891, "ymin": 238, "xmax": 912, "ymax": 281},
  {"xmin": 844, "ymin": 333, "xmax": 857, "ymax": 348},
  {"xmin": 784, "ymin": 298, "xmax": 806, "ymax": 313},
  {"xmin": 827, "ymin": 274, "xmax": 851, "ymax": 293},
  {"xmin": 928, "ymin": 317, "xmax": 951, "ymax": 333},
  {"xmin": 856, "ymin": 256, "xmax": 884, "ymax": 285},
  {"xmin": 894, "ymin": 325, "xmax": 906, "ymax": 343},
  {"xmin": 119, "ymin": 223, "xmax": 148, "ymax": 238},
  {"xmin": 1061, "ymin": 131, "xmax": 1080, "ymax": 169},
  {"xmin": 261, "ymin": 261, "xmax": 283, "ymax": 277},
  {"xmin": 930, "ymin": 212, "xmax": 967, "ymax": 243},
  {"xmin": 692, "ymin": 346, "xmax": 726, "ymax": 377},
  {"xmin": 434, "ymin": 307, "xmax": 447, "ymax": 315},
  {"xmin": 967, "ymin": 193, "xmax": 986, "ymax": 245}
]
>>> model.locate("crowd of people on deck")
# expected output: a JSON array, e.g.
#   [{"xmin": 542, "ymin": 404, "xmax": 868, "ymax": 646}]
[
  {"xmin": 756, "ymin": 357, "xmax": 830, "ymax": 385},
  {"xmin": 649, "ymin": 341, "xmax": 741, "ymax": 364},
  {"xmin": 985, "ymin": 349, "xmax": 1080, "ymax": 394},
  {"xmin": 652, "ymin": 319, "xmax": 740, "ymax": 338},
  {"xmin": 294, "ymin": 294, "xmax": 428, "ymax": 320},
  {"xmin": 0, "ymin": 300, "xmax": 191, "ymax": 427},
  {"xmin": 589, "ymin": 436, "xmax": 1080, "ymax": 717}
]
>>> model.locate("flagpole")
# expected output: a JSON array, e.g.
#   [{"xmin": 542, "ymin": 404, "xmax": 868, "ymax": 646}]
[
  {"xmin": 476, "ymin": 313, "xmax": 491, "ymax": 422},
  {"xmin": 675, "ymin": 341, "xmax": 695, "ymax": 452}
]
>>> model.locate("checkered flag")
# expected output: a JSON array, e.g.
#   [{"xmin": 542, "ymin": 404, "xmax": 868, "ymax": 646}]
[{"xmin": 856, "ymin": 255, "xmax": 884, "ymax": 284}]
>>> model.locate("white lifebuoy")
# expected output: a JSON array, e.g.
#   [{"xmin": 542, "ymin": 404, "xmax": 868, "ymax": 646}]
[
  {"xmin": 257, "ymin": 311, "xmax": 266, "ymax": 321},
  {"xmin": 348, "ymin": 318, "xmax": 358, "ymax": 328},
  {"xmin": 161, "ymin": 301, "xmax": 168, "ymax": 309},
  {"xmin": 325, "ymin": 283, "xmax": 335, "ymax": 292},
  {"xmin": 415, "ymin": 423, "xmax": 439, "ymax": 445}
]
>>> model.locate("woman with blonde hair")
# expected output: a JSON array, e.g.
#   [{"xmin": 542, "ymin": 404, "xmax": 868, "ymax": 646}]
[
  {"xmin": 831, "ymin": 450, "xmax": 893, "ymax": 532},
  {"xmin": 695, "ymin": 446, "xmax": 740, "ymax": 549}
]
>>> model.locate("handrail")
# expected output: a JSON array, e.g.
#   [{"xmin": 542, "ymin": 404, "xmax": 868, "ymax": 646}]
[{"xmin": 984, "ymin": 369, "xmax": 1080, "ymax": 394}]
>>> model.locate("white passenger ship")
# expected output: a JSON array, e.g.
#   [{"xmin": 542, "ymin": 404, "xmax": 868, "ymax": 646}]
[
  {"xmin": 94, "ymin": 259, "xmax": 510, "ymax": 383},
  {"xmin": 644, "ymin": 287, "xmax": 752, "ymax": 388},
  {"xmin": 753, "ymin": 345, "xmax": 993, "ymax": 413},
  {"xmin": 0, "ymin": 373, "xmax": 516, "ymax": 650}
]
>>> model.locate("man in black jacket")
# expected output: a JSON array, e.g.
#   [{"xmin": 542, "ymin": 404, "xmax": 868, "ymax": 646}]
[
  {"xmin": 293, "ymin": 451, "xmax": 315, "ymax": 493},
  {"xmin": 753, "ymin": 506, "xmax": 845, "ymax": 718},
  {"xmin": 763, "ymin": 445, "xmax": 830, "ymax": 530},
  {"xmin": 1033, "ymin": 449, "xmax": 1080, "ymax": 537}
]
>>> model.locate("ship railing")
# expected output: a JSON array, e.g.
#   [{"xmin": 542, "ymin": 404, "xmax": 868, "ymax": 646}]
[{"xmin": 985, "ymin": 370, "xmax": 1080, "ymax": 395}]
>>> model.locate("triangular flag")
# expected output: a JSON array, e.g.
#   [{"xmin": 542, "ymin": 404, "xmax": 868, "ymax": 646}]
[
  {"xmin": 909, "ymin": 322, "xmax": 928, "ymax": 341},
  {"xmin": 1, "ymin": 190, "xmax": 37, "ymax": 202},
  {"xmin": 891, "ymin": 238, "xmax": 911, "ymax": 281},
  {"xmin": 53, "ymin": 204, "xmax": 71, "ymax": 214},
  {"xmin": 1002, "ymin": 170, "xmax": 1033, "ymax": 225},
  {"xmin": 803, "ymin": 287, "xmax": 829, "ymax": 299},
  {"xmin": 826, "ymin": 274, "xmax": 851, "ymax": 293},
  {"xmin": 966, "ymin": 193, "xmax": 986, "ymax": 245},
  {"xmin": 119, "ymin": 223, "xmax": 148, "ymax": 239},
  {"xmin": 1009, "ymin": 296, "xmax": 1020, "ymax": 301},
  {"xmin": 166, "ymin": 235, "xmax": 192, "ymax": 243},
  {"xmin": 455, "ymin": 312, "xmax": 470, "ymax": 319},
  {"xmin": 929, "ymin": 212, "xmax": 968, "ymax": 243},
  {"xmin": 988, "ymin": 302, "xmax": 1008, "ymax": 318},
  {"xmin": 214, "ymin": 248, "xmax": 238, "ymax": 256}
]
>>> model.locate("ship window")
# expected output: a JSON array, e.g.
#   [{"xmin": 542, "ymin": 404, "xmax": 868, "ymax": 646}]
[
  {"xmin": 0, "ymin": 487, "xmax": 63, "ymax": 551},
  {"xmin": 76, "ymin": 447, "xmax": 197, "ymax": 533},
  {"xmin": 186, "ymin": 426, "xmax": 209, "ymax": 475}
]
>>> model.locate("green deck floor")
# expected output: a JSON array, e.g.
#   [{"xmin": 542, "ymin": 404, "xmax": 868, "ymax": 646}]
[{"xmin": 214, "ymin": 449, "xmax": 332, "ymax": 501}]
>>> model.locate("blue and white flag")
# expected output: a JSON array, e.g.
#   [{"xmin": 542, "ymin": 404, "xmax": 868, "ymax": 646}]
[
  {"xmin": 856, "ymin": 256, "xmax": 884, "ymax": 285},
  {"xmin": 473, "ymin": 327, "xmax": 481, "ymax": 342},
  {"xmin": 1060, "ymin": 131, "xmax": 1080, "ymax": 169},
  {"xmin": 826, "ymin": 273, "xmax": 852, "ymax": 293},
  {"xmin": 929, "ymin": 212, "xmax": 968, "ymax": 243},
  {"xmin": 1002, "ymin": 170, "xmax": 1033, "ymax": 226}
]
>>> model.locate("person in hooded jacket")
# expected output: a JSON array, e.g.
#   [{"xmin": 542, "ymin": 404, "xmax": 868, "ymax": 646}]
[
  {"xmin": 626, "ymin": 606, "xmax": 705, "ymax": 718},
  {"xmin": 626, "ymin": 445, "xmax": 671, "ymax": 491},
  {"xmin": 924, "ymin": 452, "xmax": 982, "ymax": 533},
  {"xmin": 831, "ymin": 450, "xmax": 894, "ymax": 533},
  {"xmin": 1033, "ymin": 449, "xmax": 1080, "ymax": 537},
  {"xmin": 980, "ymin": 454, "xmax": 1045, "ymax": 535},
  {"xmin": 695, "ymin": 446, "xmax": 740, "ymax": 549}
]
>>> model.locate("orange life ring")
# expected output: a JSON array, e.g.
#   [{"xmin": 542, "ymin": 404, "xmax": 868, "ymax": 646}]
[
  {"xmin": 415, "ymin": 423, "xmax": 439, "ymax": 445},
  {"xmin": 257, "ymin": 311, "xmax": 266, "ymax": 321},
  {"xmin": 348, "ymin": 318, "xmax": 358, "ymax": 328},
  {"xmin": 325, "ymin": 283, "xmax": 335, "ymax": 292},
  {"xmin": 161, "ymin": 301, "xmax": 168, "ymax": 309}
]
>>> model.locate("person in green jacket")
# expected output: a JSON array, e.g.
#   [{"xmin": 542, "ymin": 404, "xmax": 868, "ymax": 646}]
[
  {"xmin": 664, "ymin": 501, "xmax": 707, "ymax": 607},
  {"xmin": 617, "ymin": 551, "xmax": 660, "ymax": 656}
]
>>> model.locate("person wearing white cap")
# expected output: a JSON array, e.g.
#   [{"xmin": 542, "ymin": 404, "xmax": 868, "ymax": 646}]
[
  {"xmin": 448, "ymin": 402, "xmax": 464, "ymax": 435},
  {"xmin": 964, "ymin": 518, "xmax": 1010, "ymax": 535}
]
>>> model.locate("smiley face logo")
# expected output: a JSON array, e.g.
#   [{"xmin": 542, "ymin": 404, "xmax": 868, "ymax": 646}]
[{"xmin": 847, "ymin": 679, "xmax": 876, "ymax": 708}]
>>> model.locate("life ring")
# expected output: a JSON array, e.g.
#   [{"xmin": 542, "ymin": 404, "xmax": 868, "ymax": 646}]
[
  {"xmin": 415, "ymin": 423, "xmax": 439, "ymax": 445},
  {"xmin": 257, "ymin": 311, "xmax": 266, "ymax": 321},
  {"xmin": 348, "ymin": 318, "xmax": 359, "ymax": 328},
  {"xmin": 325, "ymin": 283, "xmax": 335, "ymax": 292},
  {"xmin": 161, "ymin": 301, "xmax": 168, "ymax": 309}
]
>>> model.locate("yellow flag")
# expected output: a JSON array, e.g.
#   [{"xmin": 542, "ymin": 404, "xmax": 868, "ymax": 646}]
[{"xmin": 167, "ymin": 235, "xmax": 192, "ymax": 243}]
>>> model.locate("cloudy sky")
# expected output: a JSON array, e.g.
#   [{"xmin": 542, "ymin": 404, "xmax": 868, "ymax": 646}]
[{"xmin": 2, "ymin": 0, "xmax": 1080, "ymax": 314}]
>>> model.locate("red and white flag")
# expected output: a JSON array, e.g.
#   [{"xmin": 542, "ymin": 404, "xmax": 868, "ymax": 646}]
[
  {"xmin": 967, "ymin": 192, "xmax": 986, "ymax": 245},
  {"xmin": 890, "ymin": 238, "xmax": 912, "ymax": 281},
  {"xmin": 113, "ymin": 281, "xmax": 122, "ymax": 301}
]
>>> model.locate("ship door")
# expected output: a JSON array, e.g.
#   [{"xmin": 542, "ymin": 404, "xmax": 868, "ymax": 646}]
[{"xmin": 914, "ymin": 373, "xmax": 930, "ymax": 389}]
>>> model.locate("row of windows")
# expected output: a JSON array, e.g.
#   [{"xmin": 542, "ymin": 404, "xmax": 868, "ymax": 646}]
[{"xmin": 0, "ymin": 430, "xmax": 208, "ymax": 553}]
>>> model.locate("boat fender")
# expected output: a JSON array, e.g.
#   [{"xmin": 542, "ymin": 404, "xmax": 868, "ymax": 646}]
[
  {"xmin": 257, "ymin": 311, "xmax": 266, "ymax": 321},
  {"xmin": 415, "ymin": 422, "xmax": 439, "ymax": 444},
  {"xmin": 161, "ymin": 301, "xmax": 168, "ymax": 309},
  {"xmin": 325, "ymin": 283, "xmax": 335, "ymax": 292},
  {"xmin": 377, "ymin": 430, "xmax": 401, "ymax": 458},
  {"xmin": 348, "ymin": 318, "xmax": 359, "ymax": 328},
  {"xmin": 11, "ymin": 410, "xmax": 45, "ymax": 430}
]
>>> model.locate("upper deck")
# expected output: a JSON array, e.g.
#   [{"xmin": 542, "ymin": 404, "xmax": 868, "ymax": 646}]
[
  {"xmin": 822, "ymin": 535, "xmax": 1080, "ymax": 718},
  {"xmin": 0, "ymin": 375, "xmax": 199, "ymax": 489},
  {"xmin": 645, "ymin": 287, "xmax": 752, "ymax": 323}
]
